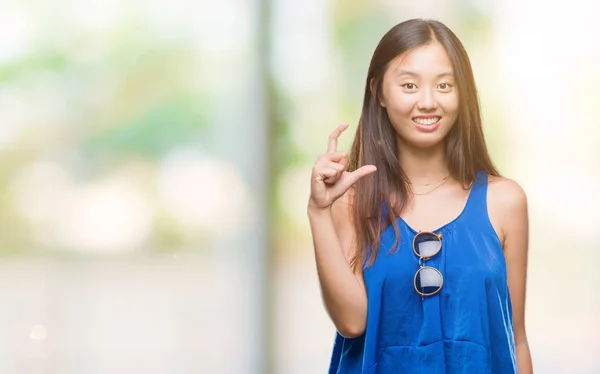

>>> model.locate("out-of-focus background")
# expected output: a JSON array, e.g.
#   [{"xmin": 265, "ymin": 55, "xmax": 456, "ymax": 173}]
[{"xmin": 0, "ymin": 0, "xmax": 598, "ymax": 373}]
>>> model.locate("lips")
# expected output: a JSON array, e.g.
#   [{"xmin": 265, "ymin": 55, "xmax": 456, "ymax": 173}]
[
  {"xmin": 412, "ymin": 116, "xmax": 441, "ymax": 125},
  {"xmin": 412, "ymin": 116, "xmax": 441, "ymax": 132}
]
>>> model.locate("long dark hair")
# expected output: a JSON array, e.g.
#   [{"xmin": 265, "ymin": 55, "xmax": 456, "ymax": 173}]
[{"xmin": 348, "ymin": 19, "xmax": 499, "ymax": 269}]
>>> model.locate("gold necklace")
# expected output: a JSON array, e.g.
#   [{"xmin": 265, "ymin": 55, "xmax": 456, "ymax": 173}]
[
  {"xmin": 408, "ymin": 174, "xmax": 450, "ymax": 186},
  {"xmin": 411, "ymin": 175, "xmax": 450, "ymax": 196}
]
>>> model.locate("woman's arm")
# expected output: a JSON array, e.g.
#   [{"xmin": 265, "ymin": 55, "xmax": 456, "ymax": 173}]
[
  {"xmin": 308, "ymin": 192, "xmax": 368, "ymax": 338},
  {"xmin": 308, "ymin": 124, "xmax": 376, "ymax": 338},
  {"xmin": 489, "ymin": 177, "xmax": 533, "ymax": 373}
]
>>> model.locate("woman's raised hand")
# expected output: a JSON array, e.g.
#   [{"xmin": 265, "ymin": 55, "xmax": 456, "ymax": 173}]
[{"xmin": 309, "ymin": 124, "xmax": 377, "ymax": 210}]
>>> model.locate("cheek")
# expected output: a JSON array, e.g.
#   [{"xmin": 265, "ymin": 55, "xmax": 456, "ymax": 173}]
[
  {"xmin": 391, "ymin": 100, "xmax": 415, "ymax": 115},
  {"xmin": 385, "ymin": 90, "xmax": 415, "ymax": 114},
  {"xmin": 440, "ymin": 94, "xmax": 459, "ymax": 115}
]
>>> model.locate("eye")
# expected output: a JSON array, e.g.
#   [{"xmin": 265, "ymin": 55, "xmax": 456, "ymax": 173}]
[
  {"xmin": 438, "ymin": 83, "xmax": 453, "ymax": 92},
  {"xmin": 401, "ymin": 83, "xmax": 417, "ymax": 90}
]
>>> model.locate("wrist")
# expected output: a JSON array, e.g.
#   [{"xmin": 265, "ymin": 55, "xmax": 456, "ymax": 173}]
[{"xmin": 307, "ymin": 200, "xmax": 332, "ymax": 217}]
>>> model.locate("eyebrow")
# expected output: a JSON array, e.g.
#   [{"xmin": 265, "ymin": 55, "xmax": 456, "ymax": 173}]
[{"xmin": 396, "ymin": 70, "xmax": 454, "ymax": 78}]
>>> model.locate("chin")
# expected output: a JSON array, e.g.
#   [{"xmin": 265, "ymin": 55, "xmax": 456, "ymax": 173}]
[
  {"xmin": 411, "ymin": 138, "xmax": 446, "ymax": 149},
  {"xmin": 399, "ymin": 132, "xmax": 447, "ymax": 149}
]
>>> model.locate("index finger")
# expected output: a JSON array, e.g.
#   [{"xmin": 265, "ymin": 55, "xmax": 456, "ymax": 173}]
[{"xmin": 327, "ymin": 123, "xmax": 350, "ymax": 153}]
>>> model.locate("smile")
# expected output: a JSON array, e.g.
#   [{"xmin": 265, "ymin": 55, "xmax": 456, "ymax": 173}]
[{"xmin": 412, "ymin": 116, "xmax": 441, "ymax": 125}]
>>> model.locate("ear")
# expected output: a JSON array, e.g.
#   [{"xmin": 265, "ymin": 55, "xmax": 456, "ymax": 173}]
[
  {"xmin": 369, "ymin": 78, "xmax": 376, "ymax": 96},
  {"xmin": 369, "ymin": 78, "xmax": 386, "ymax": 108}
]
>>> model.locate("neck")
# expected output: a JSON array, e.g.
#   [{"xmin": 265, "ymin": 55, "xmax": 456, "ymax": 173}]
[{"xmin": 398, "ymin": 141, "xmax": 449, "ymax": 185}]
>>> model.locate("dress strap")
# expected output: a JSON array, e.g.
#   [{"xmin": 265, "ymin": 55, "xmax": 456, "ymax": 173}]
[{"xmin": 461, "ymin": 171, "xmax": 490, "ymax": 221}]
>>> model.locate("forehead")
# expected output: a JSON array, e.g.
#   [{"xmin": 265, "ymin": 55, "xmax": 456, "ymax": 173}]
[{"xmin": 387, "ymin": 42, "xmax": 454, "ymax": 76}]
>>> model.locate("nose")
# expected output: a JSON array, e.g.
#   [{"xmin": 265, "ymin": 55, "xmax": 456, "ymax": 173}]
[{"xmin": 417, "ymin": 88, "xmax": 438, "ymax": 111}]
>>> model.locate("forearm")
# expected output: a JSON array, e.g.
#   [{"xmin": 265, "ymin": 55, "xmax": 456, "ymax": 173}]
[
  {"xmin": 308, "ymin": 207, "xmax": 368, "ymax": 337},
  {"xmin": 516, "ymin": 340, "xmax": 533, "ymax": 373}
]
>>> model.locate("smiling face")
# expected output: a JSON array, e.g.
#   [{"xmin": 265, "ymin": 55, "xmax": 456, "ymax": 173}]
[{"xmin": 379, "ymin": 41, "xmax": 459, "ymax": 149}]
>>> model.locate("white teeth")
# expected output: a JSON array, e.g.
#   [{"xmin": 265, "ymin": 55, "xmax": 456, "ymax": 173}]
[{"xmin": 413, "ymin": 117, "xmax": 440, "ymax": 125}]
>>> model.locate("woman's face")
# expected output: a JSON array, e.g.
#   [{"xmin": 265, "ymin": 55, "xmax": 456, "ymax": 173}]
[{"xmin": 380, "ymin": 41, "xmax": 459, "ymax": 149}]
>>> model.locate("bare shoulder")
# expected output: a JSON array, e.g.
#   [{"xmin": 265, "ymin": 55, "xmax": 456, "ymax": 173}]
[
  {"xmin": 488, "ymin": 176, "xmax": 527, "ymax": 209},
  {"xmin": 487, "ymin": 175, "xmax": 528, "ymax": 207},
  {"xmin": 487, "ymin": 176, "xmax": 528, "ymax": 245}
]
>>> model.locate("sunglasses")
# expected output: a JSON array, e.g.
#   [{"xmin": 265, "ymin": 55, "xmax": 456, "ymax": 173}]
[{"xmin": 412, "ymin": 231, "xmax": 443, "ymax": 297}]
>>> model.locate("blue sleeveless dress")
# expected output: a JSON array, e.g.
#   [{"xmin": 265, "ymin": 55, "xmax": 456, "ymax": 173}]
[{"xmin": 328, "ymin": 172, "xmax": 517, "ymax": 373}]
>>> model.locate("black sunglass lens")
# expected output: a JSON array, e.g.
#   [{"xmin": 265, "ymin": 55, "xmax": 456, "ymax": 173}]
[
  {"xmin": 415, "ymin": 267, "xmax": 443, "ymax": 295},
  {"xmin": 413, "ymin": 232, "xmax": 441, "ymax": 257}
]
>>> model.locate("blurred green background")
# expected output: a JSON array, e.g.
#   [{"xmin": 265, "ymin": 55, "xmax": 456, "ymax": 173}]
[{"xmin": 0, "ymin": 0, "xmax": 598, "ymax": 373}]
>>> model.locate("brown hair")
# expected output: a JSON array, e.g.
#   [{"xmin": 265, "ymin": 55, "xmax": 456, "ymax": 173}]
[{"xmin": 348, "ymin": 19, "xmax": 499, "ymax": 269}]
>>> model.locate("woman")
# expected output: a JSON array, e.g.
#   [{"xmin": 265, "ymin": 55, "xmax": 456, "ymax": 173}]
[{"xmin": 308, "ymin": 19, "xmax": 533, "ymax": 373}]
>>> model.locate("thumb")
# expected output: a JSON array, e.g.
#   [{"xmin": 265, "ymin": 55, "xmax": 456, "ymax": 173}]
[{"xmin": 346, "ymin": 165, "xmax": 377, "ymax": 185}]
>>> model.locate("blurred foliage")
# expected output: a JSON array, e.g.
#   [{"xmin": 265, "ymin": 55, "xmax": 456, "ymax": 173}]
[
  {"xmin": 0, "ymin": 2, "xmax": 512, "ymax": 256},
  {"xmin": 83, "ymin": 94, "xmax": 209, "ymax": 166},
  {"xmin": 332, "ymin": 4, "xmax": 392, "ymax": 111},
  {"xmin": 0, "ymin": 14, "xmax": 214, "ymax": 255},
  {"xmin": 0, "ymin": 50, "xmax": 70, "ymax": 82}
]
